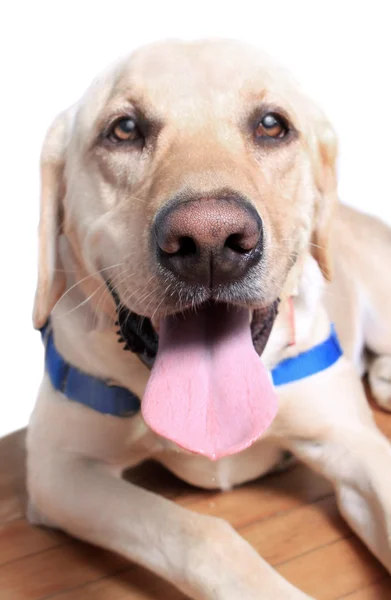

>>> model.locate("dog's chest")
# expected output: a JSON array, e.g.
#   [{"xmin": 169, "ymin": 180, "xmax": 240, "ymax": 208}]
[{"xmin": 156, "ymin": 438, "xmax": 286, "ymax": 490}]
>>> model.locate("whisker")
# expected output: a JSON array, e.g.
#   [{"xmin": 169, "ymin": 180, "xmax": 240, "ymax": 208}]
[
  {"xmin": 52, "ymin": 282, "xmax": 106, "ymax": 321},
  {"xmin": 90, "ymin": 266, "xmax": 133, "ymax": 331},
  {"xmin": 52, "ymin": 262, "xmax": 125, "ymax": 314}
]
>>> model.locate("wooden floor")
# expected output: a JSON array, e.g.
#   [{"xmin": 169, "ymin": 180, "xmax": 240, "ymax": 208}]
[{"xmin": 1, "ymin": 396, "xmax": 391, "ymax": 599}]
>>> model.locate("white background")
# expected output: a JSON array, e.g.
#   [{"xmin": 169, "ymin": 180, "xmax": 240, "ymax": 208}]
[{"xmin": 1, "ymin": 0, "xmax": 390, "ymax": 436}]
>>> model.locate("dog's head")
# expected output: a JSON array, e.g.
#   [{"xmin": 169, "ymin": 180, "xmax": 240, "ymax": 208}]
[{"xmin": 33, "ymin": 39, "xmax": 338, "ymax": 459}]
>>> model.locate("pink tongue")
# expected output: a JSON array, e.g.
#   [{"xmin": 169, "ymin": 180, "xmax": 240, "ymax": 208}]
[{"xmin": 142, "ymin": 303, "xmax": 278, "ymax": 460}]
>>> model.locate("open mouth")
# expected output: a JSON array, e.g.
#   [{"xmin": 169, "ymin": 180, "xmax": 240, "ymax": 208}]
[{"xmin": 113, "ymin": 293, "xmax": 280, "ymax": 460}]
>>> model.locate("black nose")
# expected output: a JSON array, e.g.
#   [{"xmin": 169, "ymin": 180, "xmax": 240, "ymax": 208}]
[{"xmin": 154, "ymin": 195, "xmax": 263, "ymax": 286}]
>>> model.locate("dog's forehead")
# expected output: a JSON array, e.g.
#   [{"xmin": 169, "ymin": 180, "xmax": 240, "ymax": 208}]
[
  {"xmin": 111, "ymin": 40, "xmax": 300, "ymax": 115},
  {"xmin": 75, "ymin": 40, "xmax": 307, "ymax": 144},
  {"xmin": 126, "ymin": 40, "xmax": 272, "ymax": 84}
]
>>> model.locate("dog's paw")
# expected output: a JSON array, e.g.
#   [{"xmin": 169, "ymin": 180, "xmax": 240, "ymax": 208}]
[{"xmin": 368, "ymin": 355, "xmax": 391, "ymax": 411}]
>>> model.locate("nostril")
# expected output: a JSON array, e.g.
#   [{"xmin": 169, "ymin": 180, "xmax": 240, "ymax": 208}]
[
  {"xmin": 176, "ymin": 237, "xmax": 197, "ymax": 257},
  {"xmin": 158, "ymin": 234, "xmax": 198, "ymax": 257},
  {"xmin": 224, "ymin": 233, "xmax": 255, "ymax": 254}
]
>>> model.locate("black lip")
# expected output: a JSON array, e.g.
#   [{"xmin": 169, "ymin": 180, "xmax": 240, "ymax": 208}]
[
  {"xmin": 109, "ymin": 280, "xmax": 280, "ymax": 369},
  {"xmin": 251, "ymin": 299, "xmax": 280, "ymax": 355},
  {"xmin": 109, "ymin": 283, "xmax": 158, "ymax": 368}
]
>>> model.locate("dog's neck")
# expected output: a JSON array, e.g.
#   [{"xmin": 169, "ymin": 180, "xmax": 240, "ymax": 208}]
[
  {"xmin": 50, "ymin": 238, "xmax": 330, "ymax": 393},
  {"xmin": 261, "ymin": 255, "xmax": 330, "ymax": 369}
]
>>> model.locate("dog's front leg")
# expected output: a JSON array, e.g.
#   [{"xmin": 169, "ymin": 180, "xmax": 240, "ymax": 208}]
[
  {"xmin": 27, "ymin": 456, "xmax": 312, "ymax": 600},
  {"xmin": 275, "ymin": 357, "xmax": 391, "ymax": 572}
]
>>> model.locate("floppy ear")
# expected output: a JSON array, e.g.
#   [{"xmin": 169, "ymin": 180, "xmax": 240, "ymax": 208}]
[
  {"xmin": 309, "ymin": 108, "xmax": 339, "ymax": 281},
  {"xmin": 33, "ymin": 111, "xmax": 70, "ymax": 329}
]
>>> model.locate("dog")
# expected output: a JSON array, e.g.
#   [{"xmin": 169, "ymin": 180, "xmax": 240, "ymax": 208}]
[{"xmin": 27, "ymin": 39, "xmax": 391, "ymax": 599}]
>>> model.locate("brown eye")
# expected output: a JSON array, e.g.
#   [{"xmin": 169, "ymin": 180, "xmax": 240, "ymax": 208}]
[
  {"xmin": 255, "ymin": 113, "xmax": 288, "ymax": 139},
  {"xmin": 108, "ymin": 117, "xmax": 141, "ymax": 142}
]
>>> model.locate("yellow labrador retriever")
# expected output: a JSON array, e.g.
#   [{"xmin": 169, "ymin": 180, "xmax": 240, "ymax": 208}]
[{"xmin": 28, "ymin": 39, "xmax": 391, "ymax": 599}]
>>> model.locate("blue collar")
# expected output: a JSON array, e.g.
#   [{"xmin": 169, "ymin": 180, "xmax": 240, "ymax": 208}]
[
  {"xmin": 41, "ymin": 324, "xmax": 140, "ymax": 417},
  {"xmin": 271, "ymin": 324, "xmax": 342, "ymax": 386},
  {"xmin": 41, "ymin": 323, "xmax": 342, "ymax": 418}
]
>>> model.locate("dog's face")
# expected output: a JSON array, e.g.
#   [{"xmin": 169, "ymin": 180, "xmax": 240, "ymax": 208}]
[{"xmin": 33, "ymin": 39, "xmax": 337, "ymax": 328}]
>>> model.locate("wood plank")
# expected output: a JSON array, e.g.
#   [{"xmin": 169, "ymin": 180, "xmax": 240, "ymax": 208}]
[
  {"xmin": 39, "ymin": 568, "xmax": 188, "ymax": 600},
  {"xmin": 340, "ymin": 576, "xmax": 391, "ymax": 598},
  {"xmin": 0, "ymin": 519, "xmax": 67, "ymax": 567},
  {"xmin": 0, "ymin": 543, "xmax": 129, "ymax": 600},
  {"xmin": 242, "ymin": 496, "xmax": 350, "ymax": 566},
  {"xmin": 371, "ymin": 404, "xmax": 391, "ymax": 439},
  {"xmin": 278, "ymin": 537, "xmax": 387, "ymax": 599},
  {"xmin": 0, "ymin": 430, "xmax": 27, "ymax": 524},
  {"xmin": 190, "ymin": 464, "xmax": 333, "ymax": 528}
]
